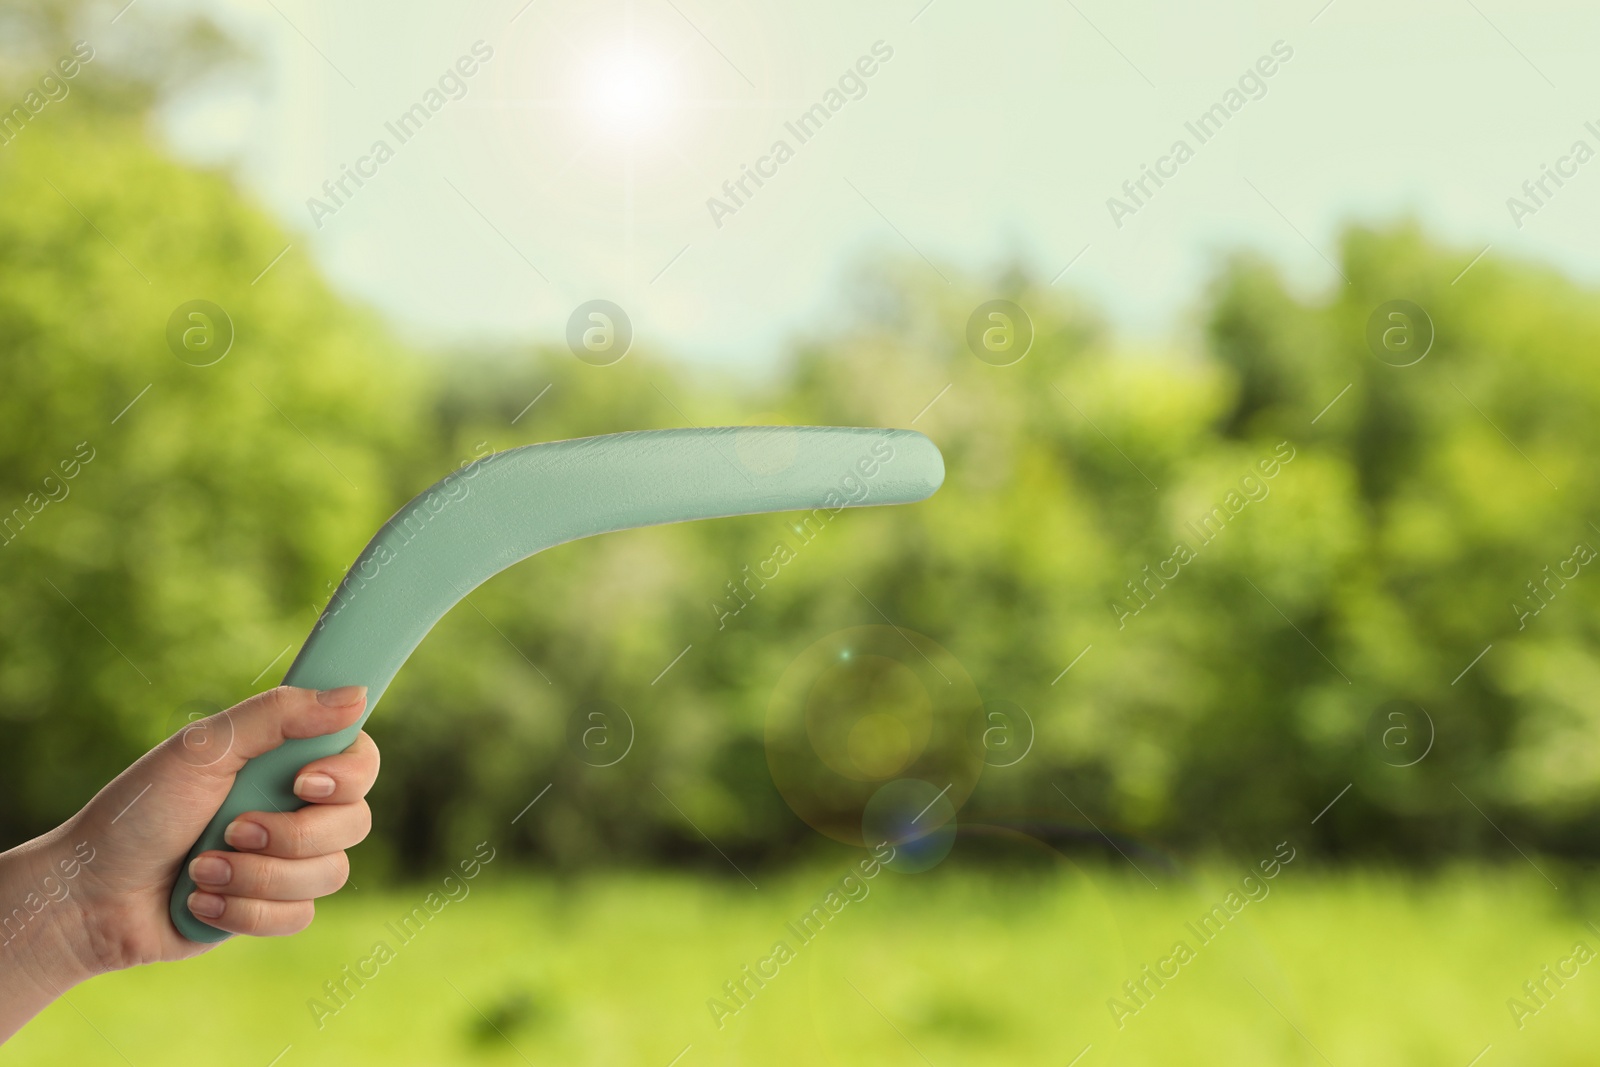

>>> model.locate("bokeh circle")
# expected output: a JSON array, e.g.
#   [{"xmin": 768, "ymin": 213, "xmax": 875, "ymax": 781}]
[
  {"xmin": 766, "ymin": 625, "xmax": 984, "ymax": 847},
  {"xmin": 863, "ymin": 778, "xmax": 957, "ymax": 873}
]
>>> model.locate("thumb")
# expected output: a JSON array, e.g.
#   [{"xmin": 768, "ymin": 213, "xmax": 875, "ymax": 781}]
[{"xmin": 163, "ymin": 686, "xmax": 368, "ymax": 777}]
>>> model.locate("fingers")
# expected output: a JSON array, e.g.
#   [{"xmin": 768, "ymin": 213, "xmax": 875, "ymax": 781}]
[
  {"xmin": 291, "ymin": 731, "xmax": 380, "ymax": 804},
  {"xmin": 188, "ymin": 849, "xmax": 349, "ymax": 901},
  {"xmin": 161, "ymin": 686, "xmax": 375, "ymax": 940},
  {"xmin": 184, "ymin": 892, "xmax": 316, "ymax": 937},
  {"xmin": 165, "ymin": 685, "xmax": 368, "ymax": 777},
  {"xmin": 190, "ymin": 797, "xmax": 369, "ymax": 937},
  {"xmin": 224, "ymin": 799, "xmax": 373, "ymax": 860}
]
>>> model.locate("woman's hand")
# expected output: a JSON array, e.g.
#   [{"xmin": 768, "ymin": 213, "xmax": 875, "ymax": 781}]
[{"xmin": 0, "ymin": 685, "xmax": 380, "ymax": 1041}]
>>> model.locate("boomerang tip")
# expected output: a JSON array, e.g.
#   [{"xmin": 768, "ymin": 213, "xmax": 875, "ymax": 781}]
[{"xmin": 897, "ymin": 428, "xmax": 945, "ymax": 498}]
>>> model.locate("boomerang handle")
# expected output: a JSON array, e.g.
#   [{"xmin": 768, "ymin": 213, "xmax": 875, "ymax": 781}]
[{"xmin": 168, "ymin": 426, "xmax": 944, "ymax": 941}]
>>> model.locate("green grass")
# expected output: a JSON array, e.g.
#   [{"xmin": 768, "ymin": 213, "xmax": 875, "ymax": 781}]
[{"xmin": 5, "ymin": 860, "xmax": 1600, "ymax": 1065}]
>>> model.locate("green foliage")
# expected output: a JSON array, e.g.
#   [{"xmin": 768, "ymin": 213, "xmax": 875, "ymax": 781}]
[
  {"xmin": 4, "ymin": 61, "xmax": 1600, "ymax": 874},
  {"xmin": 0, "ymin": 102, "xmax": 429, "ymax": 845}
]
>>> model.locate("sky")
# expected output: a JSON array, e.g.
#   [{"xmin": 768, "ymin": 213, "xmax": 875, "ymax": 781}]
[{"xmin": 146, "ymin": 0, "xmax": 1600, "ymax": 371}]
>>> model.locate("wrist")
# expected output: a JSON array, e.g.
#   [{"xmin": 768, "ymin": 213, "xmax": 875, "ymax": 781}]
[{"xmin": 0, "ymin": 826, "xmax": 99, "ymax": 1039}]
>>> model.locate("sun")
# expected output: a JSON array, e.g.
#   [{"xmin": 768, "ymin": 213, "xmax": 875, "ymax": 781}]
[{"xmin": 579, "ymin": 43, "xmax": 676, "ymax": 142}]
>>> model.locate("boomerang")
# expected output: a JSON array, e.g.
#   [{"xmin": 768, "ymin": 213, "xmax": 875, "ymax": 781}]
[{"xmin": 169, "ymin": 426, "xmax": 944, "ymax": 941}]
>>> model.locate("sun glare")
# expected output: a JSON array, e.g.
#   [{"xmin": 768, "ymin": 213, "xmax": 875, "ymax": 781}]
[{"xmin": 580, "ymin": 44, "xmax": 676, "ymax": 142}]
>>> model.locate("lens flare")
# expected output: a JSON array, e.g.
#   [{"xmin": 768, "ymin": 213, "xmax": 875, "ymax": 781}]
[{"xmin": 766, "ymin": 625, "xmax": 984, "ymax": 847}]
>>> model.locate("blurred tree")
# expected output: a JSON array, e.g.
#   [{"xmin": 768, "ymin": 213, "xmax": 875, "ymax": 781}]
[
  {"xmin": 4, "ymin": 1, "xmax": 1600, "ymax": 878},
  {"xmin": 0, "ymin": 88, "xmax": 432, "ymax": 847}
]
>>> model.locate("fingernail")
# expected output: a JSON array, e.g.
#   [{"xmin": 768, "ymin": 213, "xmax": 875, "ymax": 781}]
[
  {"xmin": 295, "ymin": 772, "xmax": 337, "ymax": 799},
  {"xmin": 188, "ymin": 891, "xmax": 225, "ymax": 919},
  {"xmin": 224, "ymin": 819, "xmax": 268, "ymax": 850},
  {"xmin": 189, "ymin": 856, "xmax": 232, "ymax": 886},
  {"xmin": 316, "ymin": 686, "xmax": 367, "ymax": 708}
]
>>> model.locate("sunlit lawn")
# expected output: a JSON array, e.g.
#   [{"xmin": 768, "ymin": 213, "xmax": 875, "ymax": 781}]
[{"xmin": 6, "ymin": 859, "xmax": 1600, "ymax": 1066}]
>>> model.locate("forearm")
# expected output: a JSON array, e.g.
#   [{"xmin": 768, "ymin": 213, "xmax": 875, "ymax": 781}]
[
  {"xmin": 0, "ymin": 828, "xmax": 96, "ymax": 1043},
  {"xmin": 0, "ymin": 687, "xmax": 378, "ymax": 1045}
]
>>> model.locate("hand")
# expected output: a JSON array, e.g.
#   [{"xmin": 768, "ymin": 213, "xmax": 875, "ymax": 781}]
[{"xmin": 0, "ymin": 685, "xmax": 380, "ymax": 1041}]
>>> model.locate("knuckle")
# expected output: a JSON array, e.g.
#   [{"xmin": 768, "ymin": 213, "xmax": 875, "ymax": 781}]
[
  {"xmin": 261, "ymin": 685, "xmax": 296, "ymax": 711},
  {"xmin": 252, "ymin": 858, "xmax": 279, "ymax": 898},
  {"xmin": 261, "ymin": 684, "xmax": 314, "ymax": 719},
  {"xmin": 287, "ymin": 817, "xmax": 315, "ymax": 857},
  {"xmin": 234, "ymin": 899, "xmax": 269, "ymax": 936}
]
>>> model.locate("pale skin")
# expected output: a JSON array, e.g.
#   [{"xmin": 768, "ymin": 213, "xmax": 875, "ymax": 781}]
[{"xmin": 0, "ymin": 685, "xmax": 379, "ymax": 1042}]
